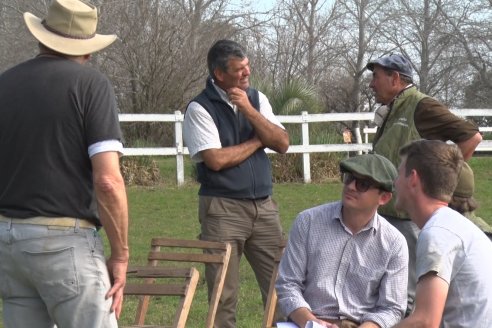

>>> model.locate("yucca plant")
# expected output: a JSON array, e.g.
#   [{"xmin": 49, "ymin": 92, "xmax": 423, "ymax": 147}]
[
  {"xmin": 252, "ymin": 78, "xmax": 322, "ymax": 115},
  {"xmin": 252, "ymin": 78, "xmax": 343, "ymax": 182}
]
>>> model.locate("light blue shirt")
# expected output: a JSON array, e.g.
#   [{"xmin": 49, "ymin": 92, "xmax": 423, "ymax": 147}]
[
  {"xmin": 276, "ymin": 201, "xmax": 408, "ymax": 328},
  {"xmin": 417, "ymin": 206, "xmax": 492, "ymax": 328}
]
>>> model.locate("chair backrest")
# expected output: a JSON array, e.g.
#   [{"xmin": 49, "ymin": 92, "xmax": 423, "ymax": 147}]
[
  {"xmin": 137, "ymin": 238, "xmax": 231, "ymax": 328},
  {"xmin": 262, "ymin": 238, "xmax": 287, "ymax": 328},
  {"xmin": 124, "ymin": 266, "xmax": 200, "ymax": 328}
]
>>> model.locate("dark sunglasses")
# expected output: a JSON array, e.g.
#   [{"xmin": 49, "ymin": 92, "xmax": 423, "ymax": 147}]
[{"xmin": 341, "ymin": 172, "xmax": 379, "ymax": 193}]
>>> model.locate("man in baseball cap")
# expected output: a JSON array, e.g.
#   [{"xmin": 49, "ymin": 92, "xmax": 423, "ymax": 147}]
[
  {"xmin": 0, "ymin": 1, "xmax": 128, "ymax": 327},
  {"xmin": 366, "ymin": 53, "xmax": 413, "ymax": 80},
  {"xmin": 276, "ymin": 154, "xmax": 408, "ymax": 328},
  {"xmin": 365, "ymin": 52, "xmax": 482, "ymax": 316}
]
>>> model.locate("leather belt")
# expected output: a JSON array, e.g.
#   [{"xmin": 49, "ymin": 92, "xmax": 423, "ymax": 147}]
[
  {"xmin": 0, "ymin": 215, "xmax": 95, "ymax": 229},
  {"xmin": 241, "ymin": 195, "xmax": 270, "ymax": 201}
]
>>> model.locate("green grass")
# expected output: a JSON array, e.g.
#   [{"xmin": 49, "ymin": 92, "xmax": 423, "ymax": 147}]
[
  {"xmin": 1, "ymin": 157, "xmax": 491, "ymax": 327},
  {"xmin": 118, "ymin": 181, "xmax": 342, "ymax": 327}
]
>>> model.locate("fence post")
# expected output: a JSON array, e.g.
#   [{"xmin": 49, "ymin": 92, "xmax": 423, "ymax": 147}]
[
  {"xmin": 301, "ymin": 111, "xmax": 311, "ymax": 183},
  {"xmin": 354, "ymin": 127, "xmax": 363, "ymax": 155},
  {"xmin": 175, "ymin": 110, "xmax": 185, "ymax": 186}
]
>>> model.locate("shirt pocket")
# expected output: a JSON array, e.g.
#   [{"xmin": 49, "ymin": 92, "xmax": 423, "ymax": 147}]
[{"xmin": 347, "ymin": 264, "xmax": 385, "ymax": 298}]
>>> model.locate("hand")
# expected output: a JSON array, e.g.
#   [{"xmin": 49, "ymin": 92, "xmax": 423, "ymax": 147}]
[
  {"xmin": 251, "ymin": 134, "xmax": 264, "ymax": 148},
  {"xmin": 227, "ymin": 87, "xmax": 250, "ymax": 110},
  {"xmin": 105, "ymin": 257, "xmax": 129, "ymax": 319}
]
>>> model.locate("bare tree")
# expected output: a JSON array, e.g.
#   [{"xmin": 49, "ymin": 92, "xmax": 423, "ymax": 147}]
[
  {"xmin": 437, "ymin": 0, "xmax": 492, "ymax": 93},
  {"xmin": 328, "ymin": 0, "xmax": 392, "ymax": 113},
  {"xmin": 379, "ymin": 0, "xmax": 487, "ymax": 107},
  {"xmin": 0, "ymin": 0, "xmax": 51, "ymax": 71},
  {"xmin": 99, "ymin": 0, "xmax": 237, "ymax": 115},
  {"xmin": 262, "ymin": 0, "xmax": 339, "ymax": 86}
]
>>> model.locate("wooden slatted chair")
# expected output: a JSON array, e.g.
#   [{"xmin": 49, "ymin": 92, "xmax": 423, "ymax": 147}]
[
  {"xmin": 262, "ymin": 239, "xmax": 288, "ymax": 328},
  {"xmin": 123, "ymin": 266, "xmax": 200, "ymax": 328},
  {"xmin": 136, "ymin": 238, "xmax": 231, "ymax": 328}
]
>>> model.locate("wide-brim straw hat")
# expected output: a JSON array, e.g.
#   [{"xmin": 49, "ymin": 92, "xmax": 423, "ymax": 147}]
[{"xmin": 24, "ymin": 0, "xmax": 117, "ymax": 56}]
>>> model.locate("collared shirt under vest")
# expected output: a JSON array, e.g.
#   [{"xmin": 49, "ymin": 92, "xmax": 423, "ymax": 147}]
[{"xmin": 191, "ymin": 77, "xmax": 273, "ymax": 200}]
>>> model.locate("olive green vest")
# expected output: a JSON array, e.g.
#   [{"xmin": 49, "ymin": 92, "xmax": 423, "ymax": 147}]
[
  {"xmin": 373, "ymin": 86, "xmax": 428, "ymax": 218},
  {"xmin": 464, "ymin": 211, "xmax": 492, "ymax": 234}
]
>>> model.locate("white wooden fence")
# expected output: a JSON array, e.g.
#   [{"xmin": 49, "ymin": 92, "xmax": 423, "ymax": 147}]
[{"xmin": 119, "ymin": 109, "xmax": 492, "ymax": 185}]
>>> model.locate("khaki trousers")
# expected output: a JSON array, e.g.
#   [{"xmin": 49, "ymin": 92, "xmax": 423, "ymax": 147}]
[
  {"xmin": 325, "ymin": 319, "xmax": 359, "ymax": 328},
  {"xmin": 199, "ymin": 196, "xmax": 284, "ymax": 328}
]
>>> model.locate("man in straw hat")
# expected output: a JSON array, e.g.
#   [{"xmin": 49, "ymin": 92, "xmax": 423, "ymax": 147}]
[
  {"xmin": 0, "ymin": 0, "xmax": 128, "ymax": 327},
  {"xmin": 276, "ymin": 154, "xmax": 408, "ymax": 328}
]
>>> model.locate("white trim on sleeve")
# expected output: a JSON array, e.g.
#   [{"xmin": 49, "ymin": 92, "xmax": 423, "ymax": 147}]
[{"xmin": 88, "ymin": 140, "xmax": 124, "ymax": 158}]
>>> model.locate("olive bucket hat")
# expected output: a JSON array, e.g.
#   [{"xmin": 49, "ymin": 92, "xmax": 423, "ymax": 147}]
[{"xmin": 454, "ymin": 162, "xmax": 474, "ymax": 198}]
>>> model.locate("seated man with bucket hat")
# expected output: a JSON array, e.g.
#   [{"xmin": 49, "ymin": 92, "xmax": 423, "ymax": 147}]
[
  {"xmin": 449, "ymin": 162, "xmax": 492, "ymax": 242},
  {"xmin": 276, "ymin": 154, "xmax": 408, "ymax": 328},
  {"xmin": 0, "ymin": 1, "xmax": 128, "ymax": 327}
]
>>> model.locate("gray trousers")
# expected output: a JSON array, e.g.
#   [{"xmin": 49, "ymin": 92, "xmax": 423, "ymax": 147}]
[{"xmin": 0, "ymin": 219, "xmax": 117, "ymax": 328}]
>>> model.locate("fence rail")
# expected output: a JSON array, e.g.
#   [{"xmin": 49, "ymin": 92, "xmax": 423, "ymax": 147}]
[{"xmin": 119, "ymin": 109, "xmax": 492, "ymax": 185}]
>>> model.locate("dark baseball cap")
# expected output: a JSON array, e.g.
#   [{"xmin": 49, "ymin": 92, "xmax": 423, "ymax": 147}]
[
  {"xmin": 366, "ymin": 54, "xmax": 413, "ymax": 79},
  {"xmin": 340, "ymin": 154, "xmax": 397, "ymax": 192}
]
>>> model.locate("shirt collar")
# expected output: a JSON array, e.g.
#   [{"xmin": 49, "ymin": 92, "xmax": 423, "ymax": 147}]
[
  {"xmin": 389, "ymin": 84, "xmax": 415, "ymax": 108},
  {"xmin": 333, "ymin": 201, "xmax": 380, "ymax": 235},
  {"xmin": 211, "ymin": 78, "xmax": 235, "ymax": 109}
]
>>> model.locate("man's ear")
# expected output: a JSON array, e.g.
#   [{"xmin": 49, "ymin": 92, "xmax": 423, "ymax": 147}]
[
  {"xmin": 409, "ymin": 169, "xmax": 420, "ymax": 187},
  {"xmin": 379, "ymin": 191, "xmax": 393, "ymax": 206},
  {"xmin": 214, "ymin": 68, "xmax": 224, "ymax": 83},
  {"xmin": 391, "ymin": 71, "xmax": 401, "ymax": 86}
]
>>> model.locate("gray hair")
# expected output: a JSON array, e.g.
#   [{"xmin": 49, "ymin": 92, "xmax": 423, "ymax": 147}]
[
  {"xmin": 207, "ymin": 40, "xmax": 247, "ymax": 79},
  {"xmin": 380, "ymin": 66, "xmax": 413, "ymax": 85}
]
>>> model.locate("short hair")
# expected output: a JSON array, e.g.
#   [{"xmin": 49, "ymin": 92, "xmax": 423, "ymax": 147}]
[
  {"xmin": 380, "ymin": 66, "xmax": 413, "ymax": 85},
  {"xmin": 207, "ymin": 39, "xmax": 247, "ymax": 79},
  {"xmin": 399, "ymin": 139, "xmax": 464, "ymax": 203}
]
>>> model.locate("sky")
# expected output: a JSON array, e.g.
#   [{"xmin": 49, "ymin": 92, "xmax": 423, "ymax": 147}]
[
  {"xmin": 228, "ymin": 0, "xmax": 276, "ymax": 13},
  {"xmin": 228, "ymin": 0, "xmax": 336, "ymax": 15}
]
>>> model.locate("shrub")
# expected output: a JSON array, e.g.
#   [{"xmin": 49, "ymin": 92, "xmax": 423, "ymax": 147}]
[{"xmin": 121, "ymin": 157, "xmax": 161, "ymax": 186}]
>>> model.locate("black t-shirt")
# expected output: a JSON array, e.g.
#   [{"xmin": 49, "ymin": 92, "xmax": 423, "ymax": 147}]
[{"xmin": 0, "ymin": 55, "xmax": 122, "ymax": 223}]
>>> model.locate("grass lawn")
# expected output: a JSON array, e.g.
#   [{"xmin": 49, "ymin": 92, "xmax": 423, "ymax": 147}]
[{"xmin": 1, "ymin": 156, "xmax": 491, "ymax": 327}]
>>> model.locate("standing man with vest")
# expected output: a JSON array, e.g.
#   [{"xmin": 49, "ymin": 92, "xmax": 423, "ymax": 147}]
[
  {"xmin": 183, "ymin": 39, "xmax": 289, "ymax": 327},
  {"xmin": 365, "ymin": 54, "xmax": 482, "ymax": 315},
  {"xmin": 0, "ymin": 0, "xmax": 128, "ymax": 327}
]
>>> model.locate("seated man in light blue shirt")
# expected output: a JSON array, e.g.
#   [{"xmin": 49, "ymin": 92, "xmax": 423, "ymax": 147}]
[
  {"xmin": 393, "ymin": 140, "xmax": 492, "ymax": 328},
  {"xmin": 276, "ymin": 154, "xmax": 408, "ymax": 328}
]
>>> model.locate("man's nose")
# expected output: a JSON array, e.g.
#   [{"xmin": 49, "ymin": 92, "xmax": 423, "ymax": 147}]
[{"xmin": 244, "ymin": 66, "xmax": 251, "ymax": 76}]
